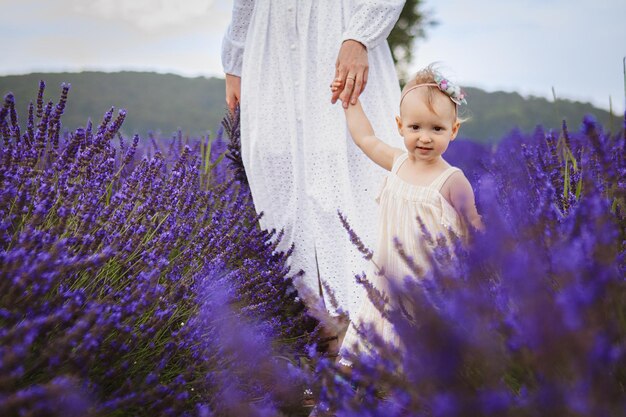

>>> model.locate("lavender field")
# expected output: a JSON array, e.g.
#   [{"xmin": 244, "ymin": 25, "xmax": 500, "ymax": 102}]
[{"xmin": 1, "ymin": 82, "xmax": 625, "ymax": 417}]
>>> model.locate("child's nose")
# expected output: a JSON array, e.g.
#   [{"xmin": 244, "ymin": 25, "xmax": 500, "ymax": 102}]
[{"xmin": 419, "ymin": 133, "xmax": 432, "ymax": 143}]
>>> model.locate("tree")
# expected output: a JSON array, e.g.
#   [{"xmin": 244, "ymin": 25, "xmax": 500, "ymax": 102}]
[{"xmin": 388, "ymin": 0, "xmax": 436, "ymax": 82}]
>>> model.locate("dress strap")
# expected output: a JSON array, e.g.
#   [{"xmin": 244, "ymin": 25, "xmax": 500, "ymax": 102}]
[
  {"xmin": 391, "ymin": 153, "xmax": 409, "ymax": 174},
  {"xmin": 429, "ymin": 166, "xmax": 461, "ymax": 191}
]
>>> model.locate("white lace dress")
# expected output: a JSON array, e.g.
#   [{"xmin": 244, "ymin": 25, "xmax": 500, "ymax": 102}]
[
  {"xmin": 340, "ymin": 153, "xmax": 467, "ymax": 365},
  {"xmin": 222, "ymin": 0, "xmax": 405, "ymax": 315}
]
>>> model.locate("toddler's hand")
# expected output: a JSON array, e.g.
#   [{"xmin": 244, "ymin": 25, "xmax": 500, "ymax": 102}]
[
  {"xmin": 331, "ymin": 79, "xmax": 359, "ymax": 107},
  {"xmin": 330, "ymin": 78, "xmax": 343, "ymax": 103},
  {"xmin": 330, "ymin": 78, "xmax": 344, "ymax": 105}
]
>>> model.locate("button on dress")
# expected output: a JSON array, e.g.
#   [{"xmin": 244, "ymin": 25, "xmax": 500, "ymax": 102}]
[{"xmin": 222, "ymin": 0, "xmax": 405, "ymax": 315}]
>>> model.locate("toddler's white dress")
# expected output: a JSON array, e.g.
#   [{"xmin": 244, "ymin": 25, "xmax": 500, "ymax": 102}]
[{"xmin": 340, "ymin": 153, "xmax": 467, "ymax": 363}]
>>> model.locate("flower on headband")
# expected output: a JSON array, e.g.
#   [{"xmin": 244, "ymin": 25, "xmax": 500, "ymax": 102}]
[{"xmin": 434, "ymin": 74, "xmax": 467, "ymax": 106}]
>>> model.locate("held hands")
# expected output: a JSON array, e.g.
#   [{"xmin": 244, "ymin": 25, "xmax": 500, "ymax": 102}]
[
  {"xmin": 331, "ymin": 39, "xmax": 368, "ymax": 108},
  {"xmin": 330, "ymin": 79, "xmax": 348, "ymax": 104},
  {"xmin": 331, "ymin": 79, "xmax": 362, "ymax": 110}
]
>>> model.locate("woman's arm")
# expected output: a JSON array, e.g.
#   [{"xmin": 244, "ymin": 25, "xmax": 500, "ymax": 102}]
[
  {"xmin": 341, "ymin": 0, "xmax": 406, "ymax": 51},
  {"xmin": 331, "ymin": 0, "xmax": 405, "ymax": 107},
  {"xmin": 222, "ymin": 0, "xmax": 255, "ymax": 113},
  {"xmin": 344, "ymin": 100, "xmax": 401, "ymax": 171},
  {"xmin": 224, "ymin": 74, "xmax": 241, "ymax": 115},
  {"xmin": 331, "ymin": 40, "xmax": 369, "ymax": 108}
]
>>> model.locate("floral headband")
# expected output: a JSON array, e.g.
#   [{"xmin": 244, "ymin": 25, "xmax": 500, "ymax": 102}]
[{"xmin": 400, "ymin": 74, "xmax": 467, "ymax": 107}]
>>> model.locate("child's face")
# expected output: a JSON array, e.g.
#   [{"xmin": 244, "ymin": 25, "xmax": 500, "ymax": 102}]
[{"xmin": 395, "ymin": 88, "xmax": 460, "ymax": 163}]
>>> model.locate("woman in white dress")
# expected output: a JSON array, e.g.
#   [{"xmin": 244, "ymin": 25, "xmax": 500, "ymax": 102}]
[{"xmin": 221, "ymin": 0, "xmax": 405, "ymax": 319}]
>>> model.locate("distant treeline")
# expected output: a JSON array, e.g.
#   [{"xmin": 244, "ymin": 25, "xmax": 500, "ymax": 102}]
[{"xmin": 0, "ymin": 71, "xmax": 618, "ymax": 143}]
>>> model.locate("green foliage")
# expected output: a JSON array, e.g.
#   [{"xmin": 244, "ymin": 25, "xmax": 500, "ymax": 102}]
[{"xmin": 387, "ymin": 0, "xmax": 434, "ymax": 79}]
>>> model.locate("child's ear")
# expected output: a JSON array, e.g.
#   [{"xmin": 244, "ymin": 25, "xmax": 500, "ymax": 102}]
[
  {"xmin": 395, "ymin": 115, "xmax": 403, "ymax": 136},
  {"xmin": 451, "ymin": 120, "xmax": 460, "ymax": 141}
]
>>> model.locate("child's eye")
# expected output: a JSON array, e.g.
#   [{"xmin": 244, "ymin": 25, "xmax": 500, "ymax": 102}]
[
  {"xmin": 410, "ymin": 125, "xmax": 420, "ymax": 130},
  {"xmin": 433, "ymin": 126, "xmax": 445, "ymax": 132}
]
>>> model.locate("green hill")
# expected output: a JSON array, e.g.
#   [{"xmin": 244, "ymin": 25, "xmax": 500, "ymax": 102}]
[
  {"xmin": 0, "ymin": 72, "xmax": 227, "ymax": 140},
  {"xmin": 0, "ymin": 71, "xmax": 620, "ymax": 142},
  {"xmin": 461, "ymin": 87, "xmax": 619, "ymax": 142}
]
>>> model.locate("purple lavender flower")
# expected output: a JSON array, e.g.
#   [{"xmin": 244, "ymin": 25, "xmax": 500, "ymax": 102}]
[
  {"xmin": 1, "ymin": 82, "xmax": 316, "ymax": 416},
  {"xmin": 314, "ymin": 113, "xmax": 626, "ymax": 416}
]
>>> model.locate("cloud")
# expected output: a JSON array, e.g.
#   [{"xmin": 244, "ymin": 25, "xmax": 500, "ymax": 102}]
[
  {"xmin": 0, "ymin": 0, "xmax": 228, "ymax": 77},
  {"xmin": 71, "ymin": 0, "xmax": 217, "ymax": 31}
]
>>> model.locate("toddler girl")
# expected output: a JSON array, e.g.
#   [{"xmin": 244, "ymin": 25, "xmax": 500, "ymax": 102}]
[{"xmin": 331, "ymin": 66, "xmax": 482, "ymax": 367}]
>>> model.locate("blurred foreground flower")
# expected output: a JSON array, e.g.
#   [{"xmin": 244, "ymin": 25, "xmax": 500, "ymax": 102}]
[
  {"xmin": 315, "ymin": 115, "xmax": 626, "ymax": 416},
  {"xmin": 0, "ymin": 82, "xmax": 317, "ymax": 416}
]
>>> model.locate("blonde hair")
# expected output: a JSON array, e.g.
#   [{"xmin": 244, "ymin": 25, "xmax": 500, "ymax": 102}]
[{"xmin": 401, "ymin": 64, "xmax": 466, "ymax": 122}]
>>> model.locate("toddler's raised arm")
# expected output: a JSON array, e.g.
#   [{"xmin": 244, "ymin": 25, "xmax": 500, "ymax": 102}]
[{"xmin": 343, "ymin": 99, "xmax": 400, "ymax": 171}]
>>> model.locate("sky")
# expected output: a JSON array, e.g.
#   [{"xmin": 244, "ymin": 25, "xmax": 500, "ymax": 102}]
[{"xmin": 1, "ymin": 0, "xmax": 625, "ymax": 114}]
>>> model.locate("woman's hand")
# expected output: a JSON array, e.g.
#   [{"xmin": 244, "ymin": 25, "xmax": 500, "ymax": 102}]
[
  {"xmin": 225, "ymin": 73, "xmax": 241, "ymax": 115},
  {"xmin": 331, "ymin": 39, "xmax": 368, "ymax": 108}
]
